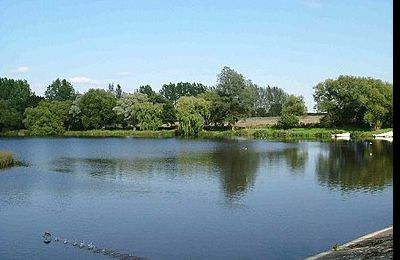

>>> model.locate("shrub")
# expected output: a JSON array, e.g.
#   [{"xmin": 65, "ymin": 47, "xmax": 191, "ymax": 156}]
[
  {"xmin": 0, "ymin": 151, "xmax": 15, "ymax": 168},
  {"xmin": 277, "ymin": 114, "xmax": 299, "ymax": 129}
]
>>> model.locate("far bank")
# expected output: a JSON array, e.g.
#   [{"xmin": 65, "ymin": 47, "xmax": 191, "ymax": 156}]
[{"xmin": 0, "ymin": 127, "xmax": 392, "ymax": 141}]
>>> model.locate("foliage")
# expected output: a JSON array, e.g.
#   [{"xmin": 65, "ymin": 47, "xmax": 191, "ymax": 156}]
[
  {"xmin": 215, "ymin": 67, "xmax": 257, "ymax": 126},
  {"xmin": 332, "ymin": 243, "xmax": 340, "ymax": 251},
  {"xmin": 138, "ymin": 85, "xmax": 164, "ymax": 103},
  {"xmin": 108, "ymin": 83, "xmax": 123, "ymax": 99},
  {"xmin": 132, "ymin": 102, "xmax": 163, "ymax": 130},
  {"xmin": 0, "ymin": 77, "xmax": 43, "ymax": 130},
  {"xmin": 0, "ymin": 100, "xmax": 21, "ymax": 131},
  {"xmin": 138, "ymin": 85, "xmax": 176, "ymax": 125},
  {"xmin": 198, "ymin": 89, "xmax": 225, "ymax": 126},
  {"xmin": 277, "ymin": 114, "xmax": 299, "ymax": 129},
  {"xmin": 45, "ymin": 78, "xmax": 76, "ymax": 101},
  {"xmin": 160, "ymin": 82, "xmax": 207, "ymax": 105},
  {"xmin": 161, "ymin": 101, "xmax": 177, "ymax": 125},
  {"xmin": 113, "ymin": 92, "xmax": 148, "ymax": 129},
  {"xmin": 64, "ymin": 129, "xmax": 175, "ymax": 138},
  {"xmin": 313, "ymin": 75, "xmax": 392, "ymax": 129},
  {"xmin": 253, "ymin": 85, "xmax": 288, "ymax": 116},
  {"xmin": 0, "ymin": 151, "xmax": 15, "ymax": 168},
  {"xmin": 176, "ymin": 96, "xmax": 210, "ymax": 136},
  {"xmin": 281, "ymin": 95, "xmax": 307, "ymax": 116},
  {"xmin": 23, "ymin": 100, "xmax": 71, "ymax": 135},
  {"xmin": 76, "ymin": 89, "xmax": 117, "ymax": 130}
]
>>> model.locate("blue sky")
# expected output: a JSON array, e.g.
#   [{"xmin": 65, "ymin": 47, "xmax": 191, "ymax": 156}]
[{"xmin": 0, "ymin": 0, "xmax": 393, "ymax": 111}]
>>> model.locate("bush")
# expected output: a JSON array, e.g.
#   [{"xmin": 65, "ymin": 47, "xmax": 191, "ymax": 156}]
[
  {"xmin": 277, "ymin": 114, "xmax": 299, "ymax": 129},
  {"xmin": 0, "ymin": 151, "xmax": 15, "ymax": 168}
]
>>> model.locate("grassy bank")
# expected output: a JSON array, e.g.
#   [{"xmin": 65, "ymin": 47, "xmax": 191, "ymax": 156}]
[
  {"xmin": 0, "ymin": 151, "xmax": 15, "ymax": 169},
  {"xmin": 63, "ymin": 129, "xmax": 176, "ymax": 138},
  {"xmin": 200, "ymin": 127, "xmax": 392, "ymax": 140},
  {"xmin": 0, "ymin": 127, "xmax": 392, "ymax": 141}
]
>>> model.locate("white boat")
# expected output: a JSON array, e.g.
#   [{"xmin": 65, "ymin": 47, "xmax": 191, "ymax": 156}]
[
  {"xmin": 331, "ymin": 132, "xmax": 351, "ymax": 138},
  {"xmin": 373, "ymin": 131, "xmax": 393, "ymax": 138},
  {"xmin": 374, "ymin": 136, "xmax": 393, "ymax": 142},
  {"xmin": 334, "ymin": 136, "xmax": 351, "ymax": 141}
]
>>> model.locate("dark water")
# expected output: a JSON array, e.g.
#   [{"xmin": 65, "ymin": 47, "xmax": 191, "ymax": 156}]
[{"xmin": 0, "ymin": 137, "xmax": 392, "ymax": 259}]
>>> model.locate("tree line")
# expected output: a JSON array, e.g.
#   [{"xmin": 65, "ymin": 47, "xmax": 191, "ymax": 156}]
[{"xmin": 0, "ymin": 67, "xmax": 392, "ymax": 136}]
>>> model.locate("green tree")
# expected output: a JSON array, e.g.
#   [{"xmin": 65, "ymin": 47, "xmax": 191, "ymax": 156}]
[
  {"xmin": 161, "ymin": 101, "xmax": 177, "ymax": 126},
  {"xmin": 0, "ymin": 100, "xmax": 21, "ymax": 131},
  {"xmin": 0, "ymin": 77, "xmax": 43, "ymax": 130},
  {"xmin": 215, "ymin": 66, "xmax": 257, "ymax": 127},
  {"xmin": 132, "ymin": 102, "xmax": 163, "ymax": 130},
  {"xmin": 160, "ymin": 82, "xmax": 207, "ymax": 105},
  {"xmin": 176, "ymin": 96, "xmax": 210, "ymax": 136},
  {"xmin": 113, "ymin": 92, "xmax": 149, "ymax": 129},
  {"xmin": 198, "ymin": 89, "xmax": 225, "ymax": 126},
  {"xmin": 281, "ymin": 95, "xmax": 307, "ymax": 116},
  {"xmin": 44, "ymin": 78, "xmax": 76, "ymax": 101},
  {"xmin": 107, "ymin": 83, "xmax": 122, "ymax": 99},
  {"xmin": 314, "ymin": 75, "xmax": 392, "ymax": 129},
  {"xmin": 77, "ymin": 89, "xmax": 117, "ymax": 130},
  {"xmin": 277, "ymin": 114, "xmax": 299, "ymax": 129},
  {"xmin": 139, "ymin": 84, "xmax": 166, "ymax": 103},
  {"xmin": 69, "ymin": 95, "xmax": 83, "ymax": 130},
  {"xmin": 116, "ymin": 84, "xmax": 122, "ymax": 99},
  {"xmin": 254, "ymin": 85, "xmax": 288, "ymax": 116},
  {"xmin": 23, "ymin": 101, "xmax": 71, "ymax": 135}
]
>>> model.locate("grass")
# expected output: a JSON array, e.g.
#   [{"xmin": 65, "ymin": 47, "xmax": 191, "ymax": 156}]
[
  {"xmin": 1, "ymin": 127, "xmax": 392, "ymax": 141},
  {"xmin": 63, "ymin": 129, "xmax": 176, "ymax": 138},
  {"xmin": 0, "ymin": 151, "xmax": 16, "ymax": 169}
]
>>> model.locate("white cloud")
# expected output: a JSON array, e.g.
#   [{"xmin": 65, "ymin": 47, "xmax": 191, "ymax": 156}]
[
  {"xmin": 302, "ymin": 0, "xmax": 321, "ymax": 9},
  {"xmin": 13, "ymin": 66, "xmax": 29, "ymax": 73},
  {"xmin": 117, "ymin": 71, "xmax": 133, "ymax": 76},
  {"xmin": 70, "ymin": 76, "xmax": 98, "ymax": 84}
]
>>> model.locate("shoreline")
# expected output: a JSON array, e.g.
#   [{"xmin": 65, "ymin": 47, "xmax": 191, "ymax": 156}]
[
  {"xmin": 306, "ymin": 225, "xmax": 393, "ymax": 259},
  {"xmin": 0, "ymin": 127, "xmax": 393, "ymax": 141}
]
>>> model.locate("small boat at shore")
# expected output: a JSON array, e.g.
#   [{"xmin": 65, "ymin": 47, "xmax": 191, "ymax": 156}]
[
  {"xmin": 331, "ymin": 132, "xmax": 351, "ymax": 138},
  {"xmin": 374, "ymin": 136, "xmax": 393, "ymax": 142},
  {"xmin": 373, "ymin": 131, "xmax": 393, "ymax": 138}
]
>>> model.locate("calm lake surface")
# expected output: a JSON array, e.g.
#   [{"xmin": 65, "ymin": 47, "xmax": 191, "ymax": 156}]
[{"xmin": 0, "ymin": 137, "xmax": 393, "ymax": 259}]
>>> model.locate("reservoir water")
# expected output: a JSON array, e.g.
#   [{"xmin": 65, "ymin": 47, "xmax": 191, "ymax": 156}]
[{"xmin": 0, "ymin": 137, "xmax": 393, "ymax": 259}]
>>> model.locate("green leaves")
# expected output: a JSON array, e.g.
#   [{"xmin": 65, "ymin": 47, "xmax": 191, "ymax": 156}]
[
  {"xmin": 77, "ymin": 89, "xmax": 117, "ymax": 130},
  {"xmin": 132, "ymin": 102, "xmax": 163, "ymax": 131},
  {"xmin": 23, "ymin": 101, "xmax": 71, "ymax": 135},
  {"xmin": 281, "ymin": 95, "xmax": 307, "ymax": 116},
  {"xmin": 45, "ymin": 78, "xmax": 76, "ymax": 101},
  {"xmin": 215, "ymin": 67, "xmax": 257, "ymax": 125},
  {"xmin": 176, "ymin": 96, "xmax": 210, "ymax": 136},
  {"xmin": 313, "ymin": 75, "xmax": 392, "ymax": 129}
]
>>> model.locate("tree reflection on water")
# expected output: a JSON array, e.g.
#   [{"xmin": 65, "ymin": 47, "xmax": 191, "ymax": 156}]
[{"xmin": 316, "ymin": 141, "xmax": 393, "ymax": 192}]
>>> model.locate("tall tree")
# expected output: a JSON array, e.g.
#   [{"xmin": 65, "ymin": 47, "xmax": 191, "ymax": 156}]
[
  {"xmin": 215, "ymin": 66, "xmax": 257, "ymax": 127},
  {"xmin": 160, "ymin": 82, "xmax": 207, "ymax": 105},
  {"xmin": 115, "ymin": 84, "xmax": 122, "ymax": 99},
  {"xmin": 44, "ymin": 78, "xmax": 76, "ymax": 101},
  {"xmin": 254, "ymin": 85, "xmax": 288, "ymax": 116}
]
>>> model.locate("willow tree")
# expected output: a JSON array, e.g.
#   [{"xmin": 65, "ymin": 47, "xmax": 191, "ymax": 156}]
[
  {"xmin": 132, "ymin": 102, "xmax": 163, "ymax": 131},
  {"xmin": 176, "ymin": 96, "xmax": 210, "ymax": 136}
]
